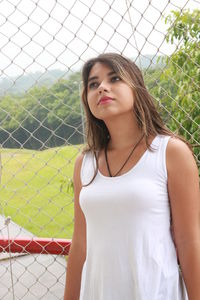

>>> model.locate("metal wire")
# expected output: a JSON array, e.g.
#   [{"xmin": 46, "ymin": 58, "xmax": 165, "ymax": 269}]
[{"xmin": 0, "ymin": 0, "xmax": 199, "ymax": 299}]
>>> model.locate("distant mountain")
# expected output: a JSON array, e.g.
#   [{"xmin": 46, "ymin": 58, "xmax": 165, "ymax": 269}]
[
  {"xmin": 0, "ymin": 69, "xmax": 71, "ymax": 96},
  {"xmin": 0, "ymin": 55, "xmax": 165, "ymax": 96},
  {"xmin": 134, "ymin": 54, "xmax": 165, "ymax": 69}
]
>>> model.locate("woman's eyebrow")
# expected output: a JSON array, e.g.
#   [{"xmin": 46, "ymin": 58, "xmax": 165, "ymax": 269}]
[
  {"xmin": 88, "ymin": 76, "xmax": 98, "ymax": 83},
  {"xmin": 88, "ymin": 71, "xmax": 116, "ymax": 83}
]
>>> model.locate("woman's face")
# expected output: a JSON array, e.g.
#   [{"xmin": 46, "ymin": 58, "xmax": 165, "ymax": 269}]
[{"xmin": 86, "ymin": 62, "xmax": 135, "ymax": 121}]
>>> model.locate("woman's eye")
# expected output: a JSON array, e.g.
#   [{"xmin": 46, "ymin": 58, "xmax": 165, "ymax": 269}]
[
  {"xmin": 88, "ymin": 82, "xmax": 98, "ymax": 89},
  {"xmin": 111, "ymin": 76, "xmax": 121, "ymax": 82}
]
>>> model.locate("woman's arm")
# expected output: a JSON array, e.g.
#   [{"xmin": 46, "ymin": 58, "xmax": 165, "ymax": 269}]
[
  {"xmin": 167, "ymin": 138, "xmax": 200, "ymax": 300},
  {"xmin": 64, "ymin": 153, "xmax": 86, "ymax": 300}
]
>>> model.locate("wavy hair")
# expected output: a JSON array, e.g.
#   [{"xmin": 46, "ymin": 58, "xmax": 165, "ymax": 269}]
[{"xmin": 81, "ymin": 52, "xmax": 172, "ymax": 153}]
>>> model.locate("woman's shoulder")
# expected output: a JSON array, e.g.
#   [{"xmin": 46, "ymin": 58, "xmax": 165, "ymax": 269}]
[
  {"xmin": 167, "ymin": 136, "xmax": 192, "ymax": 158},
  {"xmin": 74, "ymin": 150, "xmax": 95, "ymax": 174},
  {"xmin": 73, "ymin": 152, "xmax": 85, "ymax": 177},
  {"xmin": 166, "ymin": 136, "xmax": 197, "ymax": 174},
  {"xmin": 75, "ymin": 152, "xmax": 85, "ymax": 165},
  {"xmin": 156, "ymin": 134, "xmax": 190, "ymax": 152}
]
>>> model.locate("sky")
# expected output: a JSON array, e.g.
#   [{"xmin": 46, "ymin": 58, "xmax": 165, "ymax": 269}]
[{"xmin": 0, "ymin": 0, "xmax": 199, "ymax": 77}]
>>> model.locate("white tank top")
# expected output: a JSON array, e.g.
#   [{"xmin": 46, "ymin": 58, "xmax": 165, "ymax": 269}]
[{"xmin": 79, "ymin": 135, "xmax": 188, "ymax": 300}]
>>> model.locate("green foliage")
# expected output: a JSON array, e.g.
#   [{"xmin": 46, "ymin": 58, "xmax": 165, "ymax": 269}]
[
  {"xmin": 165, "ymin": 9, "xmax": 200, "ymax": 45},
  {"xmin": 154, "ymin": 9, "xmax": 200, "ymax": 164},
  {"xmin": 0, "ymin": 72, "xmax": 83, "ymax": 149}
]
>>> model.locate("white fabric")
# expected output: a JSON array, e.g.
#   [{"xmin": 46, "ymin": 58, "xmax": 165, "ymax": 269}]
[{"xmin": 79, "ymin": 135, "xmax": 188, "ymax": 300}]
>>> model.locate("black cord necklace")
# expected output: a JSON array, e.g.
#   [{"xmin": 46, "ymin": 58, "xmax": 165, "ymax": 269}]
[{"xmin": 104, "ymin": 133, "xmax": 145, "ymax": 177}]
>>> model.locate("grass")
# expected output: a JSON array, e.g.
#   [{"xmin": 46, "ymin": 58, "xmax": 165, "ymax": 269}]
[{"xmin": 0, "ymin": 145, "xmax": 82, "ymax": 238}]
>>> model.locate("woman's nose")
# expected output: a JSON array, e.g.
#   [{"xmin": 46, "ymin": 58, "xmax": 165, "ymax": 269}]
[{"xmin": 98, "ymin": 81, "xmax": 109, "ymax": 93}]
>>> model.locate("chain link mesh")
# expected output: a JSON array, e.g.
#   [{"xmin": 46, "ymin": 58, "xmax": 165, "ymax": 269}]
[{"xmin": 0, "ymin": 0, "xmax": 199, "ymax": 299}]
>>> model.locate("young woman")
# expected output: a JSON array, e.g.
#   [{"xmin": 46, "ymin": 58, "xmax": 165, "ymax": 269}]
[{"xmin": 64, "ymin": 53, "xmax": 200, "ymax": 300}]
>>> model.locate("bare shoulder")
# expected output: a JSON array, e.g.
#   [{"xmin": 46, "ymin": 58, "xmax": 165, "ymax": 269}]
[
  {"xmin": 166, "ymin": 137, "xmax": 198, "ymax": 177},
  {"xmin": 73, "ymin": 152, "xmax": 85, "ymax": 183},
  {"xmin": 74, "ymin": 152, "xmax": 85, "ymax": 169},
  {"xmin": 166, "ymin": 137, "xmax": 200, "ymax": 249}
]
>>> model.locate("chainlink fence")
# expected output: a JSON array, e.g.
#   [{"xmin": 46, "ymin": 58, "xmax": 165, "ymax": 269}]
[{"xmin": 0, "ymin": 0, "xmax": 199, "ymax": 299}]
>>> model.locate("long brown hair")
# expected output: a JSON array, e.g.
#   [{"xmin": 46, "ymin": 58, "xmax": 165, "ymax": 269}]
[{"xmin": 81, "ymin": 52, "xmax": 172, "ymax": 153}]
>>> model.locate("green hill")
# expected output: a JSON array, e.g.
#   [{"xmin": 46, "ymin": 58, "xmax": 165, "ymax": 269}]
[
  {"xmin": 0, "ymin": 69, "xmax": 71, "ymax": 96},
  {"xmin": 0, "ymin": 55, "xmax": 164, "ymax": 96}
]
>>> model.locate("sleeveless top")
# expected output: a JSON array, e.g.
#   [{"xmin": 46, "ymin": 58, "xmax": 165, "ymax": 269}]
[{"xmin": 79, "ymin": 135, "xmax": 188, "ymax": 300}]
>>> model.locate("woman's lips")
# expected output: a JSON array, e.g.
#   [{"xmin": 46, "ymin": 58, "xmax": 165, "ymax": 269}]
[{"xmin": 98, "ymin": 96, "xmax": 113, "ymax": 105}]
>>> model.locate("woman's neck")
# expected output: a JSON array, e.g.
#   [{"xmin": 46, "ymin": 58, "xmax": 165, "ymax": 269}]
[{"xmin": 104, "ymin": 114, "xmax": 143, "ymax": 150}]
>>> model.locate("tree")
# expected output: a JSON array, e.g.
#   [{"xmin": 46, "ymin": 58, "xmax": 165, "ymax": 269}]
[
  {"xmin": 0, "ymin": 72, "xmax": 83, "ymax": 149},
  {"xmin": 157, "ymin": 9, "xmax": 200, "ymax": 164}
]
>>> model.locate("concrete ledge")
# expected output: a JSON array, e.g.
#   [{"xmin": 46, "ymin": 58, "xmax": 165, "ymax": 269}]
[{"xmin": 0, "ymin": 215, "xmax": 34, "ymax": 260}]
